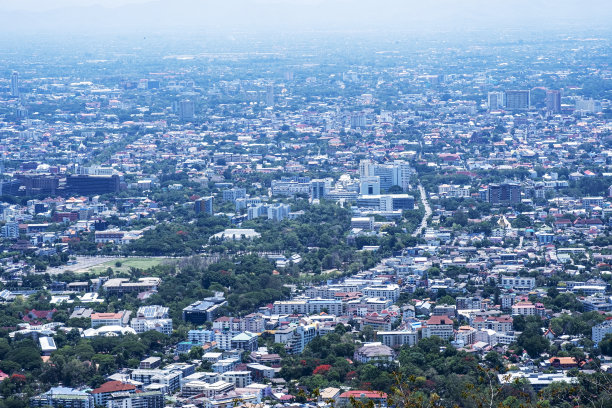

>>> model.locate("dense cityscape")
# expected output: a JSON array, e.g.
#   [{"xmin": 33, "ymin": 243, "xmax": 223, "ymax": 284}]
[{"xmin": 0, "ymin": 3, "xmax": 612, "ymax": 408}]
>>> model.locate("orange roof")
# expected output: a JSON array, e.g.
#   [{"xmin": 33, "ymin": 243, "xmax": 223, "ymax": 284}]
[
  {"xmin": 91, "ymin": 312, "xmax": 123, "ymax": 319},
  {"xmin": 549, "ymin": 357, "xmax": 578, "ymax": 365},
  {"xmin": 426, "ymin": 315, "xmax": 453, "ymax": 325},
  {"xmin": 92, "ymin": 381, "xmax": 136, "ymax": 394},
  {"xmin": 340, "ymin": 391, "xmax": 387, "ymax": 399}
]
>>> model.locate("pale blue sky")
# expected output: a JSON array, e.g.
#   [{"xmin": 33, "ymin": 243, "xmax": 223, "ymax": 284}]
[{"xmin": 1, "ymin": 0, "xmax": 611, "ymax": 35}]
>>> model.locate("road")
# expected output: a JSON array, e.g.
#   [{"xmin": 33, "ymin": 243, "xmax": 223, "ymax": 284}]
[{"xmin": 412, "ymin": 183, "xmax": 432, "ymax": 237}]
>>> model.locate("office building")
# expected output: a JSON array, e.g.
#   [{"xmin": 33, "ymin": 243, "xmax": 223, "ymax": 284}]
[
  {"xmin": 356, "ymin": 194, "xmax": 414, "ymax": 211},
  {"xmin": 182, "ymin": 294, "xmax": 227, "ymax": 324},
  {"xmin": 358, "ymin": 160, "xmax": 413, "ymax": 192},
  {"xmin": 66, "ymin": 175, "xmax": 121, "ymax": 195},
  {"xmin": 360, "ymin": 176, "xmax": 381, "ymax": 195},
  {"xmin": 271, "ymin": 177, "xmax": 311, "ymax": 196},
  {"xmin": 309, "ymin": 179, "xmax": 331, "ymax": 199}
]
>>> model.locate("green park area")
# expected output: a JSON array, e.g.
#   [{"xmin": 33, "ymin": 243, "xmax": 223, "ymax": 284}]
[{"xmin": 86, "ymin": 257, "xmax": 169, "ymax": 275}]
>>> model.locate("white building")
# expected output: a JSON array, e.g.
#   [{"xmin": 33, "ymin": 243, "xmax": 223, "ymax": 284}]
[
  {"xmin": 130, "ymin": 305, "xmax": 172, "ymax": 335},
  {"xmin": 437, "ymin": 184, "xmax": 471, "ymax": 198},
  {"xmin": 592, "ymin": 320, "xmax": 612, "ymax": 345},
  {"xmin": 221, "ymin": 371, "xmax": 252, "ymax": 388},
  {"xmin": 377, "ymin": 331, "xmax": 418, "ymax": 348},
  {"xmin": 499, "ymin": 276, "xmax": 535, "ymax": 291},
  {"xmin": 362, "ymin": 284, "xmax": 400, "ymax": 302},
  {"xmin": 272, "ymin": 299, "xmax": 343, "ymax": 316}
]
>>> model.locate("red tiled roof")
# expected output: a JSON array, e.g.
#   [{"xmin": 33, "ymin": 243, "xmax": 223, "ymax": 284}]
[
  {"xmin": 92, "ymin": 381, "xmax": 136, "ymax": 394},
  {"xmin": 426, "ymin": 315, "xmax": 453, "ymax": 325},
  {"xmin": 340, "ymin": 391, "xmax": 387, "ymax": 399}
]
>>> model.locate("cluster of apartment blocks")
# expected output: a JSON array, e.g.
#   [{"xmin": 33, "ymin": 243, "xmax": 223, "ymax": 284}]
[
  {"xmin": 268, "ymin": 279, "xmax": 519, "ymax": 352},
  {"xmin": 88, "ymin": 305, "xmax": 173, "ymax": 336},
  {"xmin": 30, "ymin": 358, "xmax": 272, "ymax": 408}
]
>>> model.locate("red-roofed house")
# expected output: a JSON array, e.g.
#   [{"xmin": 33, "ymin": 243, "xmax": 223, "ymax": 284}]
[
  {"xmin": 92, "ymin": 381, "xmax": 137, "ymax": 406},
  {"xmin": 339, "ymin": 391, "xmax": 388, "ymax": 407},
  {"xmin": 548, "ymin": 357, "xmax": 583, "ymax": 370},
  {"xmin": 23, "ymin": 309, "xmax": 57, "ymax": 323}
]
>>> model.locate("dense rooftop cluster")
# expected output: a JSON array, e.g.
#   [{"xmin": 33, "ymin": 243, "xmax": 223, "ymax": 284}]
[{"xmin": 0, "ymin": 31, "xmax": 611, "ymax": 408}]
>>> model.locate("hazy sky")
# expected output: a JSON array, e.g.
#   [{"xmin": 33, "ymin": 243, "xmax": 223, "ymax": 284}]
[{"xmin": 1, "ymin": 0, "xmax": 611, "ymax": 36}]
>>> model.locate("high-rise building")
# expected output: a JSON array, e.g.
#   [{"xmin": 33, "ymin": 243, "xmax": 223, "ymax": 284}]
[
  {"xmin": 178, "ymin": 99, "xmax": 195, "ymax": 121},
  {"xmin": 359, "ymin": 160, "xmax": 413, "ymax": 192},
  {"xmin": 505, "ymin": 90, "xmax": 530, "ymax": 110},
  {"xmin": 487, "ymin": 91, "xmax": 504, "ymax": 110},
  {"xmin": 195, "ymin": 196, "xmax": 214, "ymax": 215},
  {"xmin": 266, "ymin": 84, "xmax": 275, "ymax": 106},
  {"xmin": 391, "ymin": 161, "xmax": 414, "ymax": 191},
  {"xmin": 350, "ymin": 112, "xmax": 367, "ymax": 128},
  {"xmin": 10, "ymin": 71, "xmax": 19, "ymax": 97},
  {"xmin": 487, "ymin": 183, "xmax": 521, "ymax": 205},
  {"xmin": 546, "ymin": 90, "xmax": 561, "ymax": 113},
  {"xmin": 374, "ymin": 166, "xmax": 395, "ymax": 191},
  {"xmin": 359, "ymin": 160, "xmax": 374, "ymax": 178}
]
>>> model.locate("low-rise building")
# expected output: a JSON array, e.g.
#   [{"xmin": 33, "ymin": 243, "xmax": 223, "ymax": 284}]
[
  {"xmin": 354, "ymin": 342, "xmax": 394, "ymax": 363},
  {"xmin": 30, "ymin": 387, "xmax": 94, "ymax": 408},
  {"xmin": 421, "ymin": 315, "xmax": 454, "ymax": 340}
]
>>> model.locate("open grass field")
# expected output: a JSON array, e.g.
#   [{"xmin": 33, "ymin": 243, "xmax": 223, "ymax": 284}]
[{"xmin": 87, "ymin": 257, "xmax": 170, "ymax": 274}]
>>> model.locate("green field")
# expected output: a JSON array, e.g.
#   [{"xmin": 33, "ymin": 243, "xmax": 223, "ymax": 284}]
[{"xmin": 88, "ymin": 258, "xmax": 170, "ymax": 274}]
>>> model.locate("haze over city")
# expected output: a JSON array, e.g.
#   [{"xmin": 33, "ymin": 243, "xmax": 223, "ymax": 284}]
[{"xmin": 2, "ymin": 0, "xmax": 612, "ymax": 35}]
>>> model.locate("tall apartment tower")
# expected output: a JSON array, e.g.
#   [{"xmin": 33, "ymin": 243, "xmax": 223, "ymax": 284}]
[
  {"xmin": 266, "ymin": 84, "xmax": 275, "ymax": 106},
  {"xmin": 195, "ymin": 196, "xmax": 214, "ymax": 215},
  {"xmin": 505, "ymin": 90, "xmax": 530, "ymax": 110},
  {"xmin": 487, "ymin": 183, "xmax": 521, "ymax": 205},
  {"xmin": 546, "ymin": 90, "xmax": 561, "ymax": 113},
  {"xmin": 10, "ymin": 71, "xmax": 19, "ymax": 97},
  {"xmin": 178, "ymin": 99, "xmax": 195, "ymax": 121},
  {"xmin": 487, "ymin": 91, "xmax": 504, "ymax": 110}
]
